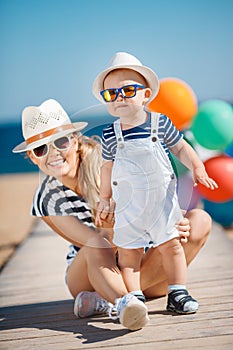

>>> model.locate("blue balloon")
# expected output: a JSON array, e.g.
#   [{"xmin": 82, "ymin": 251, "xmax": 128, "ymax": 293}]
[
  {"xmin": 203, "ymin": 199, "xmax": 233, "ymax": 227},
  {"xmin": 225, "ymin": 141, "xmax": 233, "ymax": 157}
]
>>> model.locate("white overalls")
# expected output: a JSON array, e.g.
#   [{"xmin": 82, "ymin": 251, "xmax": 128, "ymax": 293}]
[{"xmin": 112, "ymin": 112, "xmax": 183, "ymax": 249}]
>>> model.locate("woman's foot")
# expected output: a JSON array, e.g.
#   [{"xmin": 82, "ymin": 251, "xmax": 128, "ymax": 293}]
[{"xmin": 74, "ymin": 291, "xmax": 111, "ymax": 318}]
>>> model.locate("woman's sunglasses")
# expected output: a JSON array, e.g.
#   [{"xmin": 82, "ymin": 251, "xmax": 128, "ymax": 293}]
[
  {"xmin": 31, "ymin": 135, "xmax": 74, "ymax": 158},
  {"xmin": 100, "ymin": 84, "xmax": 145, "ymax": 103}
]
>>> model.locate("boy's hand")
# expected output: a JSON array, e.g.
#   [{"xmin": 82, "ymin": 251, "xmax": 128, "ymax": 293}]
[
  {"xmin": 176, "ymin": 215, "xmax": 190, "ymax": 243},
  {"xmin": 193, "ymin": 166, "xmax": 218, "ymax": 190},
  {"xmin": 95, "ymin": 197, "xmax": 112, "ymax": 227}
]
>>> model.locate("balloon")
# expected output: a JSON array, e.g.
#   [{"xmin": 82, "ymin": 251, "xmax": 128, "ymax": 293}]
[
  {"xmin": 148, "ymin": 78, "xmax": 198, "ymax": 130},
  {"xmin": 191, "ymin": 100, "xmax": 233, "ymax": 151},
  {"xmin": 225, "ymin": 141, "xmax": 233, "ymax": 157},
  {"xmin": 203, "ymin": 199, "xmax": 233, "ymax": 228},
  {"xmin": 197, "ymin": 155, "xmax": 233, "ymax": 202},
  {"xmin": 170, "ymin": 155, "xmax": 189, "ymax": 178},
  {"xmin": 177, "ymin": 172, "xmax": 201, "ymax": 211}
]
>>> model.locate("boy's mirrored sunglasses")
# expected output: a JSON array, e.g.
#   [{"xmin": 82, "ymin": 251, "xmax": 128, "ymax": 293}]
[
  {"xmin": 100, "ymin": 84, "xmax": 145, "ymax": 103},
  {"xmin": 31, "ymin": 134, "xmax": 74, "ymax": 158}
]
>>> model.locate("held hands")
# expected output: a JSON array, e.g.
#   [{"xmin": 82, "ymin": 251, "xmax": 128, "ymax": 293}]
[
  {"xmin": 95, "ymin": 197, "xmax": 115, "ymax": 227},
  {"xmin": 193, "ymin": 166, "xmax": 218, "ymax": 190}
]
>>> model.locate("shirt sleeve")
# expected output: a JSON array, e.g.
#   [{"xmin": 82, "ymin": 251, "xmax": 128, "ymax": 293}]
[
  {"xmin": 162, "ymin": 114, "xmax": 183, "ymax": 148},
  {"xmin": 31, "ymin": 177, "xmax": 64, "ymax": 217},
  {"xmin": 101, "ymin": 128, "xmax": 114, "ymax": 161}
]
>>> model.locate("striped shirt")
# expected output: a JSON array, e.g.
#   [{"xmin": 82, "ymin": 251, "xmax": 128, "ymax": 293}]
[
  {"xmin": 102, "ymin": 113, "xmax": 183, "ymax": 161},
  {"xmin": 31, "ymin": 175, "xmax": 95, "ymax": 265}
]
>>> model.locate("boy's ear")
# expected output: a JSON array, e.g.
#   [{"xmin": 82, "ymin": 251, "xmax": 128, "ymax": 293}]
[{"xmin": 143, "ymin": 88, "xmax": 152, "ymax": 104}]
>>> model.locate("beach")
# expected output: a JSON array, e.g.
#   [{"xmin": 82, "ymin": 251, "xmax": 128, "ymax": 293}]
[{"xmin": 0, "ymin": 173, "xmax": 39, "ymax": 268}]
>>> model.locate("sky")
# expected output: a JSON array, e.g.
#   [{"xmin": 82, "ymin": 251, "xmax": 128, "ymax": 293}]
[{"xmin": 1, "ymin": 0, "xmax": 233, "ymax": 123}]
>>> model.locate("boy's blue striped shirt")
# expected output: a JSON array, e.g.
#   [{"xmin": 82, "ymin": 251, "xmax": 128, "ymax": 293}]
[{"xmin": 102, "ymin": 113, "xmax": 183, "ymax": 161}]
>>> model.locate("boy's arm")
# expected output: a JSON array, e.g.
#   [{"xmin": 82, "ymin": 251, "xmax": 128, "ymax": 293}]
[
  {"xmin": 95, "ymin": 160, "xmax": 113, "ymax": 226},
  {"xmin": 100, "ymin": 160, "xmax": 113, "ymax": 200},
  {"xmin": 170, "ymin": 139, "xmax": 218, "ymax": 190}
]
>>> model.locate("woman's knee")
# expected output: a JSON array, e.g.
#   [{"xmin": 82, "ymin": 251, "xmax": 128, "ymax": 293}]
[{"xmin": 187, "ymin": 208, "xmax": 212, "ymax": 245}]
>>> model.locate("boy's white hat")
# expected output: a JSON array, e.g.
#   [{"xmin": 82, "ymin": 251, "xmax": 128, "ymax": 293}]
[
  {"xmin": 92, "ymin": 52, "xmax": 160, "ymax": 102},
  {"xmin": 12, "ymin": 99, "xmax": 87, "ymax": 153}
]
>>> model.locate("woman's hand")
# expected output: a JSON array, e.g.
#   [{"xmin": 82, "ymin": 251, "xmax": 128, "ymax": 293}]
[
  {"xmin": 95, "ymin": 198, "xmax": 115, "ymax": 227},
  {"xmin": 95, "ymin": 197, "xmax": 111, "ymax": 227},
  {"xmin": 176, "ymin": 213, "xmax": 191, "ymax": 243},
  {"xmin": 97, "ymin": 200, "xmax": 116, "ymax": 245}
]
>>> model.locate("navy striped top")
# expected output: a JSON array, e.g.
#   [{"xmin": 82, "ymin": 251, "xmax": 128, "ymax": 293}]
[
  {"xmin": 102, "ymin": 113, "xmax": 183, "ymax": 161},
  {"xmin": 31, "ymin": 175, "xmax": 95, "ymax": 265}
]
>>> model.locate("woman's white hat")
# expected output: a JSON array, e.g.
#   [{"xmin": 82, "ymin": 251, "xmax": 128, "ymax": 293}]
[
  {"xmin": 12, "ymin": 99, "xmax": 88, "ymax": 153},
  {"xmin": 92, "ymin": 52, "xmax": 160, "ymax": 103}
]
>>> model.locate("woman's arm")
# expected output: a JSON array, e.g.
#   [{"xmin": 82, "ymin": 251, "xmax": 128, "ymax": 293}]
[{"xmin": 42, "ymin": 215, "xmax": 110, "ymax": 249}]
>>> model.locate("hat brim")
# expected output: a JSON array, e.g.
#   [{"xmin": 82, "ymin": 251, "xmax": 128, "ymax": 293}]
[
  {"xmin": 12, "ymin": 121, "xmax": 88, "ymax": 153},
  {"xmin": 92, "ymin": 64, "xmax": 160, "ymax": 103}
]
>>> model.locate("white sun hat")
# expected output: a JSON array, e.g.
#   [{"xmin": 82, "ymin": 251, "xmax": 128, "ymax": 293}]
[
  {"xmin": 92, "ymin": 52, "xmax": 160, "ymax": 103},
  {"xmin": 12, "ymin": 99, "xmax": 88, "ymax": 153}
]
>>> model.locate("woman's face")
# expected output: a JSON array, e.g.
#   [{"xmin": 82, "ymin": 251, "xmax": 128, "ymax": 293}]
[{"xmin": 29, "ymin": 134, "xmax": 80, "ymax": 180}]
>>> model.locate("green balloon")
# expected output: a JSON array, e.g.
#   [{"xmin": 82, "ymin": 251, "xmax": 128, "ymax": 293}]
[
  {"xmin": 170, "ymin": 154, "xmax": 189, "ymax": 177},
  {"xmin": 191, "ymin": 100, "xmax": 233, "ymax": 151}
]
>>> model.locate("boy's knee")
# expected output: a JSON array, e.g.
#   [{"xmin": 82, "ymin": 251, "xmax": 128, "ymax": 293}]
[
  {"xmin": 158, "ymin": 238, "xmax": 183, "ymax": 256},
  {"xmin": 118, "ymin": 248, "xmax": 143, "ymax": 269}
]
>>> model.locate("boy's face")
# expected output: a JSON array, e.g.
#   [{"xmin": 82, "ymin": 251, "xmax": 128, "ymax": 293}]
[{"xmin": 103, "ymin": 69, "xmax": 152, "ymax": 119}]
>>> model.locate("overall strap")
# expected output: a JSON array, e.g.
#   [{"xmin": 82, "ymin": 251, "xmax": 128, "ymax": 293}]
[
  {"xmin": 150, "ymin": 112, "xmax": 160, "ymax": 140},
  {"xmin": 113, "ymin": 119, "xmax": 124, "ymax": 146}
]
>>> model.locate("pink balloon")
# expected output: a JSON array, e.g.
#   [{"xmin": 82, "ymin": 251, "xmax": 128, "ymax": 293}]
[{"xmin": 177, "ymin": 172, "xmax": 201, "ymax": 211}]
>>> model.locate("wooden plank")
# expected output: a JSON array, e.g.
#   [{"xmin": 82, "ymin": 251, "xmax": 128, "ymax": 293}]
[{"xmin": 0, "ymin": 221, "xmax": 233, "ymax": 349}]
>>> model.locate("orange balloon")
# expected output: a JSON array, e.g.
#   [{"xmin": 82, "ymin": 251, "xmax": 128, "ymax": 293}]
[{"xmin": 148, "ymin": 78, "xmax": 198, "ymax": 130}]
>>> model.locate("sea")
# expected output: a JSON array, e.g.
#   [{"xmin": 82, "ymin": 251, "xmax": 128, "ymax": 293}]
[{"xmin": 1, "ymin": 109, "xmax": 115, "ymax": 174}]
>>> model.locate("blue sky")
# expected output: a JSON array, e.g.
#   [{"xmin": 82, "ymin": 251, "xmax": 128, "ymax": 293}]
[{"xmin": 1, "ymin": 0, "xmax": 233, "ymax": 123}]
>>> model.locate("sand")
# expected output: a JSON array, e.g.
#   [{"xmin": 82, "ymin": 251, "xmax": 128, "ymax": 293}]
[{"xmin": 0, "ymin": 172, "xmax": 39, "ymax": 268}]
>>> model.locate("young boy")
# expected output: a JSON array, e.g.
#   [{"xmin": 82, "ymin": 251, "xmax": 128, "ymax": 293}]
[{"xmin": 93, "ymin": 52, "xmax": 218, "ymax": 313}]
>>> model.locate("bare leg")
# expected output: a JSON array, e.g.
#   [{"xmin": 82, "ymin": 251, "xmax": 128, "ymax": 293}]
[
  {"xmin": 66, "ymin": 239, "xmax": 128, "ymax": 304},
  {"xmin": 157, "ymin": 237, "xmax": 187, "ymax": 286},
  {"xmin": 141, "ymin": 208, "xmax": 212, "ymax": 298},
  {"xmin": 118, "ymin": 247, "xmax": 144, "ymax": 292},
  {"xmin": 68, "ymin": 238, "xmax": 149, "ymax": 330}
]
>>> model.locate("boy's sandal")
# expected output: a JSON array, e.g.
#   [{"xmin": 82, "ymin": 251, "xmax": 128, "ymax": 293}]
[{"xmin": 166, "ymin": 289, "xmax": 198, "ymax": 314}]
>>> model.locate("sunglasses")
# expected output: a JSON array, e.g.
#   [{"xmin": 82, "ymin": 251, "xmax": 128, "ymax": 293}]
[
  {"xmin": 31, "ymin": 135, "xmax": 74, "ymax": 158},
  {"xmin": 100, "ymin": 84, "xmax": 145, "ymax": 103}
]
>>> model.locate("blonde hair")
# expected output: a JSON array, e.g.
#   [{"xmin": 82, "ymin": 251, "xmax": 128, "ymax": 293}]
[{"xmin": 77, "ymin": 135, "xmax": 102, "ymax": 218}]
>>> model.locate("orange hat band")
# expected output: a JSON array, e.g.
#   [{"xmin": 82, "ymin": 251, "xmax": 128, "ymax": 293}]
[{"xmin": 26, "ymin": 124, "xmax": 74, "ymax": 145}]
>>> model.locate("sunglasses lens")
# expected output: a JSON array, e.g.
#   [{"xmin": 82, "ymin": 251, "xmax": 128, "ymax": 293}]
[
  {"xmin": 54, "ymin": 136, "xmax": 70, "ymax": 150},
  {"xmin": 103, "ymin": 89, "xmax": 116, "ymax": 102},
  {"xmin": 33, "ymin": 144, "xmax": 48, "ymax": 157},
  {"xmin": 123, "ymin": 85, "xmax": 136, "ymax": 97}
]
